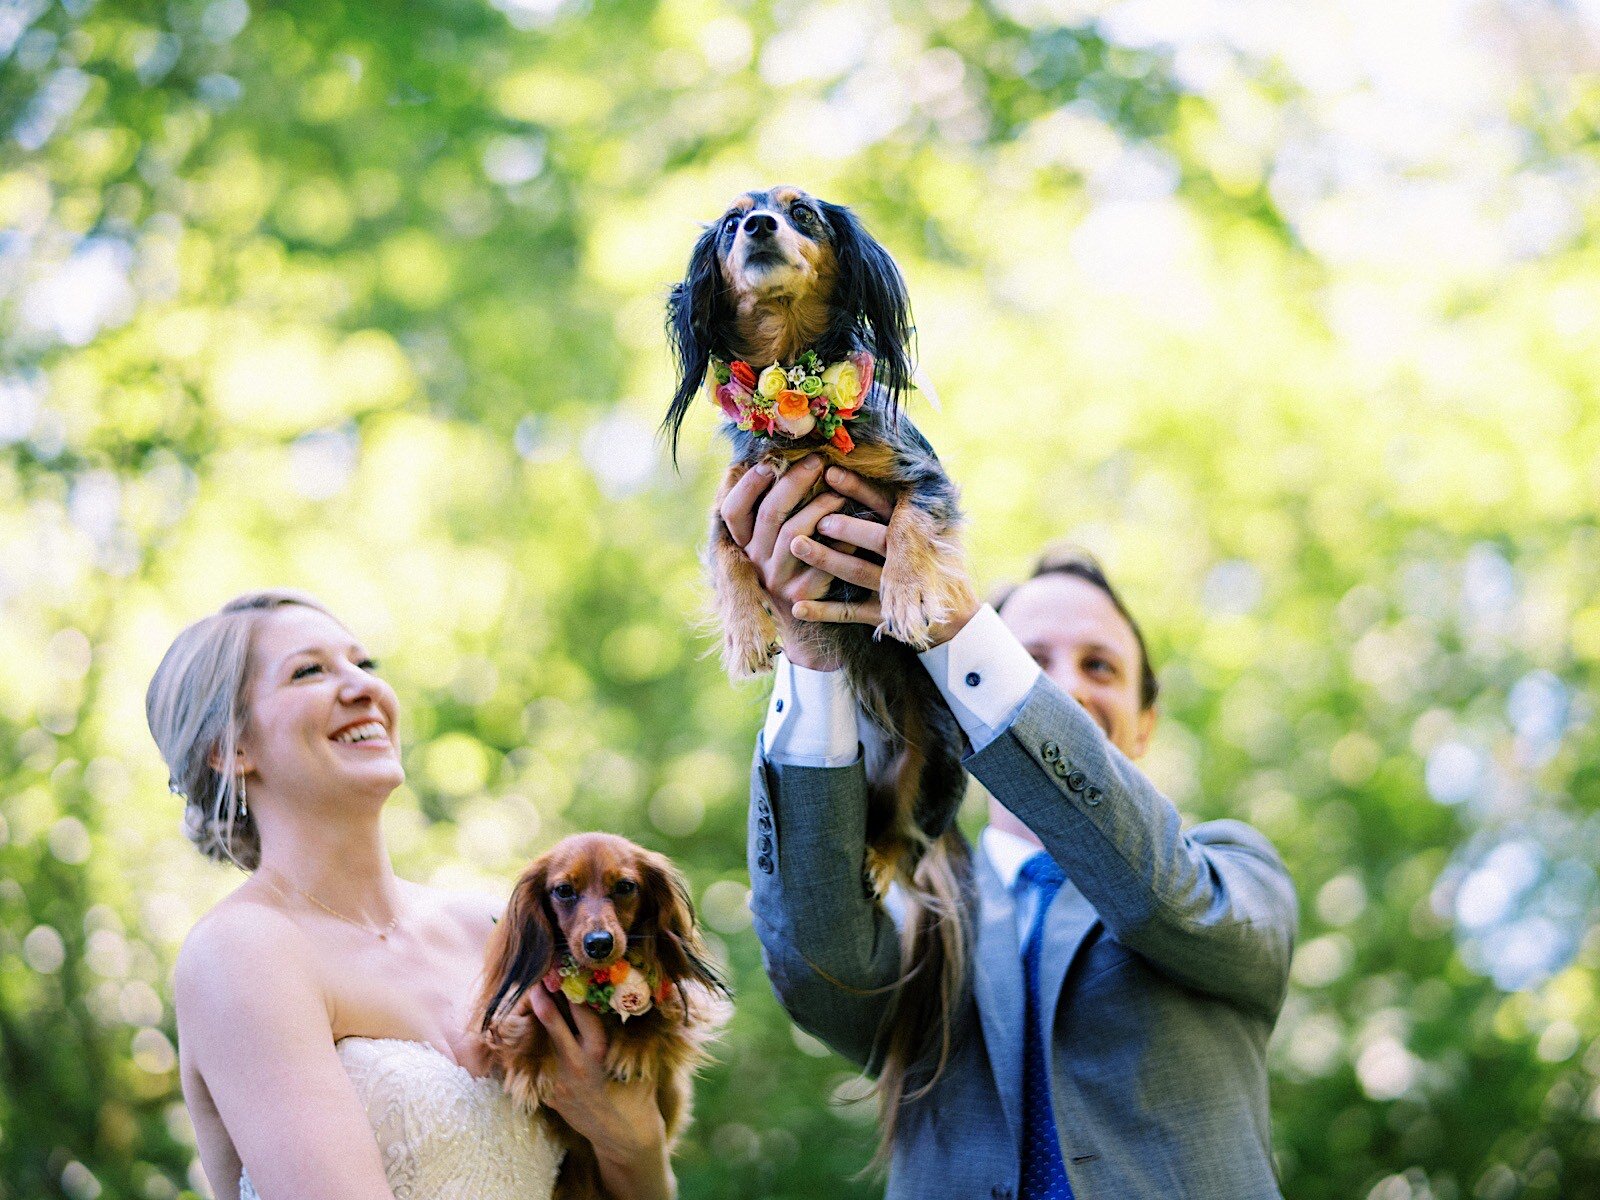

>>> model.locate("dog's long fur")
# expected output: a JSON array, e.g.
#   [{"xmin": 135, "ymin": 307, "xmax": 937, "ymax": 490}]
[
  {"xmin": 472, "ymin": 834, "xmax": 731, "ymax": 1199},
  {"xmin": 662, "ymin": 187, "xmax": 977, "ymax": 1162}
]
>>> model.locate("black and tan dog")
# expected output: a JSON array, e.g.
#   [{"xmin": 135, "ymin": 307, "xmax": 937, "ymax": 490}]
[{"xmin": 663, "ymin": 186, "xmax": 976, "ymax": 1122}]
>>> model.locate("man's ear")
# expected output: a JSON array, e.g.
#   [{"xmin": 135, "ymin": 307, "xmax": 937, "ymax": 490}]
[{"xmin": 1130, "ymin": 705, "xmax": 1158, "ymax": 761}]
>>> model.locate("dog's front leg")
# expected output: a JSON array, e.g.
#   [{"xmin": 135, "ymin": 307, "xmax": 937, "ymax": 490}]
[
  {"xmin": 708, "ymin": 464, "xmax": 779, "ymax": 678},
  {"xmin": 877, "ymin": 497, "xmax": 976, "ymax": 650}
]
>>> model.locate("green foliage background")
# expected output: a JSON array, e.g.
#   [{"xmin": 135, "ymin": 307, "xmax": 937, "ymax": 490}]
[{"xmin": 4, "ymin": 0, "xmax": 1600, "ymax": 1197}]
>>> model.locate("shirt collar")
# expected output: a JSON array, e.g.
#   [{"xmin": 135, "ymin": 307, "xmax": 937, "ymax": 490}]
[{"xmin": 980, "ymin": 825, "xmax": 1041, "ymax": 890}]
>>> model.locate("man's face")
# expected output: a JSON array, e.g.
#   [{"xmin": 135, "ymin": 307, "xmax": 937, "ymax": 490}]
[{"xmin": 998, "ymin": 573, "xmax": 1157, "ymax": 760}]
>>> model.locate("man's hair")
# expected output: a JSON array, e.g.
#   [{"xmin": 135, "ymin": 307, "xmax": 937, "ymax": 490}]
[{"xmin": 990, "ymin": 544, "xmax": 1160, "ymax": 711}]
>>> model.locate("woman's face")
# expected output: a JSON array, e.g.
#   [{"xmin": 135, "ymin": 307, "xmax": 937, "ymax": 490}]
[
  {"xmin": 999, "ymin": 573, "xmax": 1157, "ymax": 760},
  {"xmin": 235, "ymin": 605, "xmax": 404, "ymax": 804}
]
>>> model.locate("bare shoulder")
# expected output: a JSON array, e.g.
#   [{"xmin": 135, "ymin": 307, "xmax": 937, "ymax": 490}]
[{"xmin": 175, "ymin": 891, "xmax": 316, "ymax": 1012}]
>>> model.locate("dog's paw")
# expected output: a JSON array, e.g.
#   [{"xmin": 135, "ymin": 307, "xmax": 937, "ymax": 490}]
[
  {"xmin": 877, "ymin": 567, "xmax": 945, "ymax": 650},
  {"xmin": 721, "ymin": 609, "xmax": 777, "ymax": 678},
  {"xmin": 485, "ymin": 1011, "xmax": 533, "ymax": 1050}
]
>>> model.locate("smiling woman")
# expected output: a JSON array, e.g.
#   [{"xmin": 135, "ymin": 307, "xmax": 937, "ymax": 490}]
[
  {"xmin": 142, "ymin": 592, "xmax": 677, "ymax": 1200},
  {"xmin": 145, "ymin": 590, "xmax": 350, "ymax": 871}
]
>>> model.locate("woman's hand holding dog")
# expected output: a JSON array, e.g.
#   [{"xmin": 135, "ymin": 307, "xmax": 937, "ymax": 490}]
[
  {"xmin": 723, "ymin": 461, "xmax": 980, "ymax": 664},
  {"xmin": 522, "ymin": 985, "xmax": 674, "ymax": 1200}
]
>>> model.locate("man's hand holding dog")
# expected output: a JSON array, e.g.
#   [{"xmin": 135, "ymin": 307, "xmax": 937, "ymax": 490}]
[{"xmin": 721, "ymin": 460, "xmax": 979, "ymax": 668}]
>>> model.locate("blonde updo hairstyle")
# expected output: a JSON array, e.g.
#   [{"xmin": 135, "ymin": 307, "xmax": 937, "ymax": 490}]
[{"xmin": 146, "ymin": 590, "xmax": 337, "ymax": 871}]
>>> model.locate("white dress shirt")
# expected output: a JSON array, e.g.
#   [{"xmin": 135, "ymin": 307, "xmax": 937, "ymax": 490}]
[
  {"xmin": 764, "ymin": 603, "xmax": 1042, "ymax": 766},
  {"xmin": 764, "ymin": 605, "xmax": 1053, "ymax": 943}
]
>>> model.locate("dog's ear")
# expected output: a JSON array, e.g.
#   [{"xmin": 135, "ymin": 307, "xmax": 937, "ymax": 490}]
[
  {"xmin": 636, "ymin": 850, "xmax": 731, "ymax": 1004},
  {"xmin": 476, "ymin": 861, "xmax": 557, "ymax": 1032},
  {"xmin": 820, "ymin": 201, "xmax": 914, "ymax": 409},
  {"xmin": 662, "ymin": 221, "xmax": 727, "ymax": 465}
]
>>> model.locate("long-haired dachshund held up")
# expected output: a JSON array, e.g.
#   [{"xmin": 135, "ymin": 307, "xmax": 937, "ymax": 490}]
[
  {"xmin": 663, "ymin": 186, "xmax": 977, "ymax": 1155},
  {"xmin": 473, "ymin": 833, "xmax": 731, "ymax": 1200}
]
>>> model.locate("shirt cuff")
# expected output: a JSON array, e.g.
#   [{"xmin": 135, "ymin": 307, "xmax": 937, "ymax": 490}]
[
  {"xmin": 919, "ymin": 604, "xmax": 1040, "ymax": 752},
  {"xmin": 763, "ymin": 653, "xmax": 860, "ymax": 768}
]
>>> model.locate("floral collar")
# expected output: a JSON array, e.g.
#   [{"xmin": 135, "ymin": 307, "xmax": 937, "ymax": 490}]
[
  {"xmin": 706, "ymin": 350, "xmax": 873, "ymax": 454},
  {"xmin": 544, "ymin": 952, "xmax": 671, "ymax": 1022}
]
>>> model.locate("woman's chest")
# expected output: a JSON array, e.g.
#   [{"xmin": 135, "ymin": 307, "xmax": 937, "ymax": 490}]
[{"xmin": 318, "ymin": 931, "xmax": 489, "ymax": 1059}]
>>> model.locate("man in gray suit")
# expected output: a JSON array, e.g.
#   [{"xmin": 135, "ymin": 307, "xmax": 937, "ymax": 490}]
[{"xmin": 720, "ymin": 456, "xmax": 1298, "ymax": 1200}]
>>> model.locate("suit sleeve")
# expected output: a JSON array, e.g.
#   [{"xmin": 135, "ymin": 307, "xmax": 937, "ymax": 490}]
[
  {"xmin": 967, "ymin": 675, "xmax": 1298, "ymax": 1017},
  {"xmin": 745, "ymin": 738, "xmax": 902, "ymax": 1072}
]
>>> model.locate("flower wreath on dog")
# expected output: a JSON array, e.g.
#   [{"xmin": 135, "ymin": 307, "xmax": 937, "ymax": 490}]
[
  {"xmin": 544, "ymin": 952, "xmax": 674, "ymax": 1022},
  {"xmin": 706, "ymin": 350, "xmax": 873, "ymax": 454}
]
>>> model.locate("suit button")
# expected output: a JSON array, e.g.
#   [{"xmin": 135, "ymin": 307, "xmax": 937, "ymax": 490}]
[
  {"xmin": 1042, "ymin": 741, "xmax": 1061, "ymax": 762},
  {"xmin": 1066, "ymin": 771, "xmax": 1087, "ymax": 793},
  {"xmin": 965, "ymin": 671, "xmax": 981, "ymax": 687},
  {"xmin": 991, "ymin": 1187, "xmax": 1013, "ymax": 1200},
  {"xmin": 1084, "ymin": 786, "xmax": 1103, "ymax": 806},
  {"xmin": 758, "ymin": 835, "xmax": 773, "ymax": 853},
  {"xmin": 757, "ymin": 854, "xmax": 774, "ymax": 874},
  {"xmin": 1052, "ymin": 759, "xmax": 1070, "ymax": 778}
]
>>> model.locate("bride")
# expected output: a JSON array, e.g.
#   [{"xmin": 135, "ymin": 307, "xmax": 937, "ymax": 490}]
[{"xmin": 147, "ymin": 591, "xmax": 676, "ymax": 1200}]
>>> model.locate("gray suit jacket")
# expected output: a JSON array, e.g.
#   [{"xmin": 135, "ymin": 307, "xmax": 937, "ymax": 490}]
[{"xmin": 747, "ymin": 675, "xmax": 1297, "ymax": 1200}]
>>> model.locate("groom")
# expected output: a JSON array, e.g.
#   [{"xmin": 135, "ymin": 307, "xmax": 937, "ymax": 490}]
[{"xmin": 724, "ymin": 456, "xmax": 1298, "ymax": 1199}]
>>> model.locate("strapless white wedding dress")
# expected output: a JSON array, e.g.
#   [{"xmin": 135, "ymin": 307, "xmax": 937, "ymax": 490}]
[{"xmin": 238, "ymin": 1037, "xmax": 563, "ymax": 1200}]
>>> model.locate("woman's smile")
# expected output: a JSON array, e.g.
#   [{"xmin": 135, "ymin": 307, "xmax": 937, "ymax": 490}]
[{"xmin": 330, "ymin": 718, "xmax": 392, "ymax": 750}]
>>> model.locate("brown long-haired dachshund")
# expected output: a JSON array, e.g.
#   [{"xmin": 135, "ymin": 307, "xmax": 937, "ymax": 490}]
[
  {"xmin": 472, "ymin": 833, "xmax": 731, "ymax": 1199},
  {"xmin": 662, "ymin": 185, "xmax": 975, "ymax": 1159}
]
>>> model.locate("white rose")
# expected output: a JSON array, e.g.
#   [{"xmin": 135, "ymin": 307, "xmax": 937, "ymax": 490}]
[{"xmin": 609, "ymin": 967, "xmax": 654, "ymax": 1022}]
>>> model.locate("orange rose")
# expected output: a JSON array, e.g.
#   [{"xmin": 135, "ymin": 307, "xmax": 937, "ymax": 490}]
[
  {"xmin": 730, "ymin": 360, "xmax": 757, "ymax": 389},
  {"xmin": 774, "ymin": 389, "xmax": 816, "ymax": 438},
  {"xmin": 830, "ymin": 425, "xmax": 854, "ymax": 453}
]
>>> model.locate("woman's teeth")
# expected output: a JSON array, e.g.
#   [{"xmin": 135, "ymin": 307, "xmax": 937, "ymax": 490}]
[{"xmin": 334, "ymin": 721, "xmax": 386, "ymax": 744}]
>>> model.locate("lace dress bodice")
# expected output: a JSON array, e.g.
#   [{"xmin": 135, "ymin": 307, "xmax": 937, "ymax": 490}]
[{"xmin": 237, "ymin": 1037, "xmax": 563, "ymax": 1200}]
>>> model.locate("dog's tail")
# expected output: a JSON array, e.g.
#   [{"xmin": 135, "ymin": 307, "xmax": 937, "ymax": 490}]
[
  {"xmin": 871, "ymin": 827, "xmax": 974, "ymax": 1171},
  {"xmin": 837, "ymin": 626, "xmax": 976, "ymax": 1171}
]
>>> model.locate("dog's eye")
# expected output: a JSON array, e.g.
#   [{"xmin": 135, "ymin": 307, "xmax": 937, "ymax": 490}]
[
  {"xmin": 551, "ymin": 883, "xmax": 577, "ymax": 902},
  {"xmin": 613, "ymin": 879, "xmax": 638, "ymax": 897},
  {"xmin": 791, "ymin": 204, "xmax": 816, "ymax": 227}
]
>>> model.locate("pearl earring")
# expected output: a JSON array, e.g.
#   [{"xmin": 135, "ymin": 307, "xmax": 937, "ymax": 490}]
[{"xmin": 238, "ymin": 776, "xmax": 248, "ymax": 821}]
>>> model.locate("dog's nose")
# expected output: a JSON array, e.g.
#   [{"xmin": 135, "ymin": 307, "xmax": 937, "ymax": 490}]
[
  {"xmin": 582, "ymin": 931, "xmax": 615, "ymax": 961},
  {"xmin": 742, "ymin": 212, "xmax": 778, "ymax": 238}
]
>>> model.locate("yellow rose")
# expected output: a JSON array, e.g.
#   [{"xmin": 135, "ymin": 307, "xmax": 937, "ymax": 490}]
[
  {"xmin": 561, "ymin": 974, "xmax": 589, "ymax": 1003},
  {"xmin": 757, "ymin": 364, "xmax": 787, "ymax": 399},
  {"xmin": 821, "ymin": 360, "xmax": 863, "ymax": 411}
]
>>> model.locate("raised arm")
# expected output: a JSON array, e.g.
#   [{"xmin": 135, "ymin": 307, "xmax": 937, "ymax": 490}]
[
  {"xmin": 965, "ymin": 671, "xmax": 1297, "ymax": 1016},
  {"xmin": 717, "ymin": 455, "xmax": 909, "ymax": 1067},
  {"xmin": 175, "ymin": 905, "xmax": 395, "ymax": 1200},
  {"xmin": 747, "ymin": 738, "xmax": 906, "ymax": 1071},
  {"xmin": 789, "ymin": 468, "xmax": 1298, "ymax": 1017}
]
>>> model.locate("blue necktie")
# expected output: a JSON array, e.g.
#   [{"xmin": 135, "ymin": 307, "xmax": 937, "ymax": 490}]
[{"xmin": 1018, "ymin": 852, "xmax": 1074, "ymax": 1199}]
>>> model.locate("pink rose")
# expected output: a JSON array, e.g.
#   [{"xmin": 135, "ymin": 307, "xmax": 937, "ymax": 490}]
[{"xmin": 715, "ymin": 381, "xmax": 749, "ymax": 422}]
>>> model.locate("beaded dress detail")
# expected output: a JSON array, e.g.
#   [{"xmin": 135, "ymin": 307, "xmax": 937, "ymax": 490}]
[{"xmin": 237, "ymin": 1038, "xmax": 563, "ymax": 1200}]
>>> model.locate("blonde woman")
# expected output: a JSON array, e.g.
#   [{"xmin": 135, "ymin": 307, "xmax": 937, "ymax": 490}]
[{"xmin": 147, "ymin": 591, "xmax": 674, "ymax": 1200}]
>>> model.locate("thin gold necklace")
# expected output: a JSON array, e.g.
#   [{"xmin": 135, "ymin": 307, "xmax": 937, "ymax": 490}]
[{"xmin": 260, "ymin": 867, "xmax": 402, "ymax": 941}]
